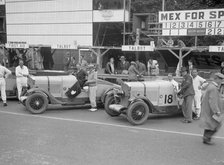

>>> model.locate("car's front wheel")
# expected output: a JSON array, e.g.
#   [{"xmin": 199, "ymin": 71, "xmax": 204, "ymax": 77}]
[
  {"xmin": 104, "ymin": 94, "xmax": 121, "ymax": 117},
  {"xmin": 25, "ymin": 93, "xmax": 48, "ymax": 114},
  {"xmin": 127, "ymin": 101, "xmax": 149, "ymax": 125}
]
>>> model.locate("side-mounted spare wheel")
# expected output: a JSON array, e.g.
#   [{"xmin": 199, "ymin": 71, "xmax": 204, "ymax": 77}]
[
  {"xmin": 25, "ymin": 92, "xmax": 48, "ymax": 114},
  {"xmin": 104, "ymin": 94, "xmax": 121, "ymax": 117},
  {"xmin": 127, "ymin": 101, "xmax": 149, "ymax": 125}
]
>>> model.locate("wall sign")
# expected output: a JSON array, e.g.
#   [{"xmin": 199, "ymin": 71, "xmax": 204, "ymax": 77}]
[
  {"xmin": 122, "ymin": 45, "xmax": 154, "ymax": 51},
  {"xmin": 5, "ymin": 42, "xmax": 29, "ymax": 49},
  {"xmin": 209, "ymin": 46, "xmax": 224, "ymax": 52},
  {"xmin": 159, "ymin": 8, "xmax": 224, "ymax": 36}
]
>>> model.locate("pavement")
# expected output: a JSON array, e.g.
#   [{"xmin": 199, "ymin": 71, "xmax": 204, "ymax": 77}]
[{"xmin": 0, "ymin": 100, "xmax": 224, "ymax": 165}]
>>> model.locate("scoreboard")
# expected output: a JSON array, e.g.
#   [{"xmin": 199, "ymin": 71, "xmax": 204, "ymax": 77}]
[{"xmin": 159, "ymin": 8, "xmax": 224, "ymax": 36}]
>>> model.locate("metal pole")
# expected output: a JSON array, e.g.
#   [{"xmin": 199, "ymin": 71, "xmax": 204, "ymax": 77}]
[
  {"xmin": 195, "ymin": 36, "xmax": 198, "ymax": 47},
  {"xmin": 123, "ymin": 0, "xmax": 126, "ymax": 45},
  {"xmin": 162, "ymin": 0, "xmax": 165, "ymax": 11}
]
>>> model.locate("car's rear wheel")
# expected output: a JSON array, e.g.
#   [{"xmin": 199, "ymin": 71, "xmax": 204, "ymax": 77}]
[
  {"xmin": 25, "ymin": 93, "xmax": 48, "ymax": 114},
  {"xmin": 104, "ymin": 94, "xmax": 121, "ymax": 117},
  {"xmin": 127, "ymin": 101, "xmax": 149, "ymax": 125}
]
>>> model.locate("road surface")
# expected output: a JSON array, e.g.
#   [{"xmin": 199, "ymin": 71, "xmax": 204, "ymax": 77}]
[{"xmin": 0, "ymin": 100, "xmax": 223, "ymax": 165}]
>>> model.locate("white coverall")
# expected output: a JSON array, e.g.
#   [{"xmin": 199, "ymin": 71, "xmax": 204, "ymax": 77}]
[
  {"xmin": 0, "ymin": 65, "xmax": 12, "ymax": 103},
  {"xmin": 15, "ymin": 65, "xmax": 29, "ymax": 100},
  {"xmin": 192, "ymin": 75, "xmax": 206, "ymax": 117},
  {"xmin": 87, "ymin": 69, "xmax": 97, "ymax": 108}
]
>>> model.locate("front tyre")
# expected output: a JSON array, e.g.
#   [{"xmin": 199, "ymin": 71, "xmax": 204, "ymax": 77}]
[
  {"xmin": 127, "ymin": 101, "xmax": 149, "ymax": 125},
  {"xmin": 104, "ymin": 95, "xmax": 121, "ymax": 117},
  {"xmin": 25, "ymin": 93, "xmax": 48, "ymax": 114}
]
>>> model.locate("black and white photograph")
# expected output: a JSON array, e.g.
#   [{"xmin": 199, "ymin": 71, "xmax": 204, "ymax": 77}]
[{"xmin": 0, "ymin": 0, "xmax": 224, "ymax": 164}]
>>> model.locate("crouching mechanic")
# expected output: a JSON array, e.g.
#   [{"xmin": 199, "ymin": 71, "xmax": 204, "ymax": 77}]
[
  {"xmin": 0, "ymin": 63, "xmax": 12, "ymax": 106},
  {"xmin": 16, "ymin": 60, "xmax": 29, "ymax": 101}
]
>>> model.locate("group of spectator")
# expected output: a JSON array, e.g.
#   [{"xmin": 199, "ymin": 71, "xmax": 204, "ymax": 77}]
[
  {"xmin": 105, "ymin": 56, "xmax": 160, "ymax": 81},
  {"xmin": 157, "ymin": 37, "xmax": 186, "ymax": 48},
  {"xmin": 0, "ymin": 59, "xmax": 29, "ymax": 106},
  {"xmin": 0, "ymin": 47, "xmax": 54, "ymax": 70},
  {"xmin": 168, "ymin": 62, "xmax": 224, "ymax": 145}
]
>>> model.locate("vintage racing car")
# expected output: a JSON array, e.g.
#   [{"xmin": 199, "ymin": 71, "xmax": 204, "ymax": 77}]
[
  {"xmin": 104, "ymin": 79, "xmax": 182, "ymax": 125},
  {"xmin": 1, "ymin": 69, "xmax": 70, "ymax": 98},
  {"xmin": 20, "ymin": 75, "xmax": 120, "ymax": 114}
]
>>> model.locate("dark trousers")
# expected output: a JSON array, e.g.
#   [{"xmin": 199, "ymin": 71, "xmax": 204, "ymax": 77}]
[
  {"xmin": 203, "ymin": 129, "xmax": 217, "ymax": 141},
  {"xmin": 182, "ymin": 95, "xmax": 194, "ymax": 121}
]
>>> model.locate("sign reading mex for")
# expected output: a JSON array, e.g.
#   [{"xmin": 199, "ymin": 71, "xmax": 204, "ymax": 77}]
[
  {"xmin": 159, "ymin": 8, "xmax": 224, "ymax": 36},
  {"xmin": 159, "ymin": 8, "xmax": 224, "ymax": 22}
]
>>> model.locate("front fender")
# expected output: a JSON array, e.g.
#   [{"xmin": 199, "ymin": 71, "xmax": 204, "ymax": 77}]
[
  {"xmin": 130, "ymin": 96, "xmax": 155, "ymax": 113},
  {"xmin": 101, "ymin": 87, "xmax": 122, "ymax": 103},
  {"xmin": 25, "ymin": 88, "xmax": 62, "ymax": 104}
]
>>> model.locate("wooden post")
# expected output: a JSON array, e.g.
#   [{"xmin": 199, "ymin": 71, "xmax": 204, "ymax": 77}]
[
  {"xmin": 135, "ymin": 28, "xmax": 140, "ymax": 60},
  {"xmin": 162, "ymin": 0, "xmax": 165, "ymax": 11},
  {"xmin": 123, "ymin": 0, "xmax": 126, "ymax": 45},
  {"xmin": 195, "ymin": 36, "xmax": 198, "ymax": 47},
  {"xmin": 179, "ymin": 49, "xmax": 183, "ymax": 68}
]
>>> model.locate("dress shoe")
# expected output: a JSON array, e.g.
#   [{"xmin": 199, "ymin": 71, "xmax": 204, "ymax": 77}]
[
  {"xmin": 3, "ymin": 103, "xmax": 7, "ymax": 107},
  {"xmin": 181, "ymin": 119, "xmax": 192, "ymax": 123},
  {"xmin": 193, "ymin": 116, "xmax": 200, "ymax": 120},
  {"xmin": 203, "ymin": 140, "xmax": 214, "ymax": 145}
]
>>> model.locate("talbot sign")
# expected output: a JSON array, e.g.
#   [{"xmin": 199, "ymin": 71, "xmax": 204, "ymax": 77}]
[
  {"xmin": 51, "ymin": 44, "xmax": 77, "ymax": 49},
  {"xmin": 209, "ymin": 46, "xmax": 224, "ymax": 52},
  {"xmin": 5, "ymin": 42, "xmax": 29, "ymax": 49},
  {"xmin": 122, "ymin": 45, "xmax": 154, "ymax": 51}
]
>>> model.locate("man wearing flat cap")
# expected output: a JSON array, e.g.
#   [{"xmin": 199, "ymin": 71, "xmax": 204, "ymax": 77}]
[
  {"xmin": 117, "ymin": 56, "xmax": 130, "ymax": 74},
  {"xmin": 200, "ymin": 72, "xmax": 224, "ymax": 145},
  {"xmin": 178, "ymin": 67, "xmax": 195, "ymax": 123}
]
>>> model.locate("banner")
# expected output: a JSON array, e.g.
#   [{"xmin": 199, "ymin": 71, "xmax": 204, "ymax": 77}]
[
  {"xmin": 159, "ymin": 8, "xmax": 224, "ymax": 36},
  {"xmin": 5, "ymin": 42, "xmax": 29, "ymax": 49}
]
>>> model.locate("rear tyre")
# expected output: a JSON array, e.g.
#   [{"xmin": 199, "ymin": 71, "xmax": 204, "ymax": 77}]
[
  {"xmin": 127, "ymin": 101, "xmax": 149, "ymax": 125},
  {"xmin": 25, "ymin": 93, "xmax": 48, "ymax": 114},
  {"xmin": 104, "ymin": 95, "xmax": 121, "ymax": 117}
]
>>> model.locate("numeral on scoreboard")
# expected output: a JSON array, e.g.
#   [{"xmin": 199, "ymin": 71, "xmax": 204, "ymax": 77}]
[
  {"xmin": 206, "ymin": 28, "xmax": 214, "ymax": 35},
  {"xmin": 216, "ymin": 21, "xmax": 222, "ymax": 28},
  {"xmin": 180, "ymin": 22, "xmax": 186, "ymax": 28},
  {"xmin": 197, "ymin": 22, "xmax": 205, "ymax": 28},
  {"xmin": 171, "ymin": 22, "xmax": 178, "ymax": 29},
  {"xmin": 215, "ymin": 28, "xmax": 224, "ymax": 35},
  {"xmin": 188, "ymin": 22, "xmax": 196, "ymax": 28},
  {"xmin": 206, "ymin": 21, "xmax": 215, "ymax": 28}
]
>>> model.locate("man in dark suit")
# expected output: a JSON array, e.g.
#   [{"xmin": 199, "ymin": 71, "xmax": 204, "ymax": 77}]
[
  {"xmin": 178, "ymin": 67, "xmax": 195, "ymax": 123},
  {"xmin": 136, "ymin": 60, "xmax": 146, "ymax": 76},
  {"xmin": 105, "ymin": 57, "xmax": 115, "ymax": 74},
  {"xmin": 117, "ymin": 56, "xmax": 130, "ymax": 74},
  {"xmin": 76, "ymin": 63, "xmax": 87, "ymax": 89},
  {"xmin": 201, "ymin": 72, "xmax": 224, "ymax": 145}
]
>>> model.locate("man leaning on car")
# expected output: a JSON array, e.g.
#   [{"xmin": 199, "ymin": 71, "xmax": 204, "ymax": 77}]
[
  {"xmin": 0, "ymin": 62, "xmax": 12, "ymax": 106},
  {"xmin": 16, "ymin": 60, "xmax": 29, "ymax": 101}
]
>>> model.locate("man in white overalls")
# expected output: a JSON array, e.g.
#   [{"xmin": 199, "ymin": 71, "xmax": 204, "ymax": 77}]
[
  {"xmin": 15, "ymin": 60, "xmax": 29, "ymax": 101},
  {"xmin": 0, "ymin": 63, "xmax": 12, "ymax": 106}
]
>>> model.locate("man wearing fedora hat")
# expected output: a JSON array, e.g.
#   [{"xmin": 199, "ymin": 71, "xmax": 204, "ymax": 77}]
[
  {"xmin": 178, "ymin": 67, "xmax": 195, "ymax": 123},
  {"xmin": 117, "ymin": 56, "xmax": 130, "ymax": 74},
  {"xmin": 201, "ymin": 72, "xmax": 224, "ymax": 145}
]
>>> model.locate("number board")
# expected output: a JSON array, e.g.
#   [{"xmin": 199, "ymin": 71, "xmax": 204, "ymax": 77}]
[{"xmin": 159, "ymin": 8, "xmax": 224, "ymax": 36}]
